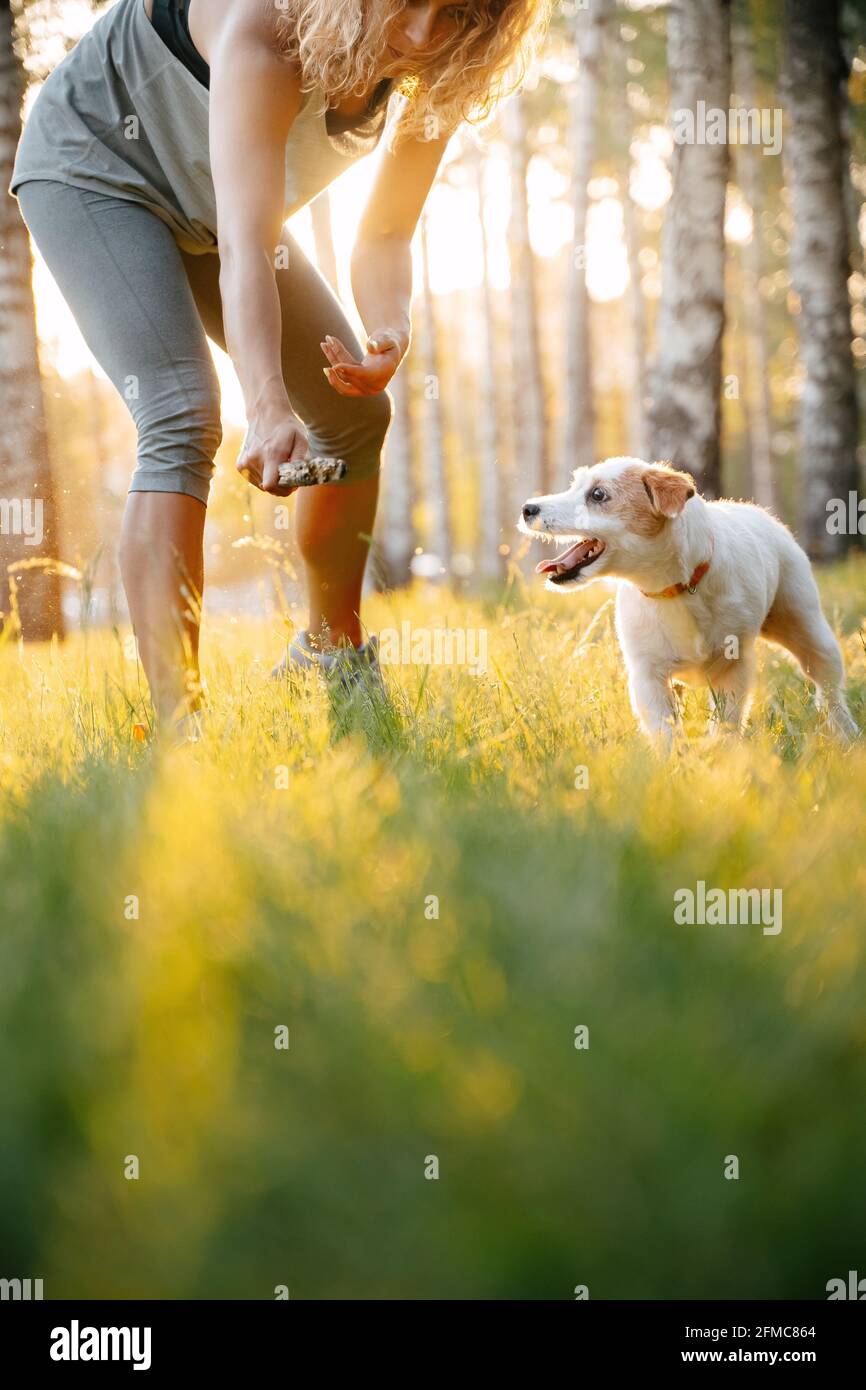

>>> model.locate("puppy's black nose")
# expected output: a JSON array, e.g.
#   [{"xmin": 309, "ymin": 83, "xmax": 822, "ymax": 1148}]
[{"xmin": 523, "ymin": 502, "xmax": 541, "ymax": 521}]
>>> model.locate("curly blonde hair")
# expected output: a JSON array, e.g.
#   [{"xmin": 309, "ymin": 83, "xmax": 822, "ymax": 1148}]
[{"xmin": 274, "ymin": 0, "xmax": 555, "ymax": 148}]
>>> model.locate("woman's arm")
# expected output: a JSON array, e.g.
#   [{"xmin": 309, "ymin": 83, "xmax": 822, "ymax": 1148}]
[
  {"xmin": 322, "ymin": 123, "xmax": 455, "ymax": 398},
  {"xmin": 204, "ymin": 1, "xmax": 307, "ymax": 493}
]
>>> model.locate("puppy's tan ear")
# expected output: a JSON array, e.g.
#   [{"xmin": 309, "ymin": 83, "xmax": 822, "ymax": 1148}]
[{"xmin": 643, "ymin": 464, "xmax": 696, "ymax": 518}]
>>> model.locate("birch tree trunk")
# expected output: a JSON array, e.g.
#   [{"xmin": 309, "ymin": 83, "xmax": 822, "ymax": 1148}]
[
  {"xmin": 646, "ymin": 0, "xmax": 731, "ymax": 497},
  {"xmin": 838, "ymin": 37, "xmax": 866, "ymax": 501},
  {"xmin": 418, "ymin": 214, "xmax": 451, "ymax": 576},
  {"xmin": 606, "ymin": 17, "xmax": 647, "ymax": 459},
  {"xmin": 468, "ymin": 134, "xmax": 504, "ymax": 579},
  {"xmin": 731, "ymin": 14, "xmax": 775, "ymax": 509},
  {"xmin": 0, "ymin": 0, "xmax": 64, "ymax": 640},
  {"xmin": 729, "ymin": 247, "xmax": 757, "ymax": 498},
  {"xmin": 622, "ymin": 180, "xmax": 648, "ymax": 460},
  {"xmin": 310, "ymin": 189, "xmax": 339, "ymax": 295},
  {"xmin": 376, "ymin": 356, "xmax": 415, "ymax": 589},
  {"xmin": 562, "ymin": 0, "xmax": 610, "ymax": 480},
  {"xmin": 782, "ymin": 0, "xmax": 859, "ymax": 558},
  {"xmin": 503, "ymin": 92, "xmax": 549, "ymax": 504}
]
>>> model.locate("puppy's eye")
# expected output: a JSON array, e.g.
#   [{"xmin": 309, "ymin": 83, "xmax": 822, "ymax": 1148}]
[{"xmin": 589, "ymin": 486, "xmax": 608, "ymax": 503}]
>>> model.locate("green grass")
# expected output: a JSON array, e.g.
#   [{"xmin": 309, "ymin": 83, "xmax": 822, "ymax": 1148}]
[{"xmin": 1, "ymin": 561, "xmax": 865, "ymax": 1299}]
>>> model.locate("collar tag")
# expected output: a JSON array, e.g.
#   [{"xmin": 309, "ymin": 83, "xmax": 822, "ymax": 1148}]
[{"xmin": 641, "ymin": 545, "xmax": 714, "ymax": 601}]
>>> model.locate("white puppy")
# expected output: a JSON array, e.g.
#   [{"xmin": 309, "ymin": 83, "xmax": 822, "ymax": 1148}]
[{"xmin": 519, "ymin": 456, "xmax": 858, "ymax": 743}]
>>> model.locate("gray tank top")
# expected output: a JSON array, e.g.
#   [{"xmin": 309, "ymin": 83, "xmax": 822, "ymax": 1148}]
[{"xmin": 9, "ymin": 0, "xmax": 394, "ymax": 255}]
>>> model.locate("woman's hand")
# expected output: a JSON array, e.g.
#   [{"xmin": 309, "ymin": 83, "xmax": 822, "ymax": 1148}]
[
  {"xmin": 236, "ymin": 408, "xmax": 309, "ymax": 496},
  {"xmin": 321, "ymin": 330, "xmax": 407, "ymax": 397}
]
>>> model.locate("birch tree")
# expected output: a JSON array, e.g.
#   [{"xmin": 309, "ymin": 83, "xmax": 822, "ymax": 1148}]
[
  {"xmin": 622, "ymin": 173, "xmax": 649, "ymax": 460},
  {"xmin": 503, "ymin": 91, "xmax": 549, "ymax": 504},
  {"xmin": 606, "ymin": 15, "xmax": 648, "ymax": 460},
  {"xmin": 0, "ymin": 0, "xmax": 64, "ymax": 640},
  {"xmin": 782, "ymin": 0, "xmax": 859, "ymax": 557},
  {"xmin": 646, "ymin": 0, "xmax": 732, "ymax": 497},
  {"xmin": 731, "ymin": 9, "xmax": 775, "ymax": 508},
  {"xmin": 561, "ymin": 0, "xmax": 610, "ymax": 480},
  {"xmin": 418, "ymin": 213, "xmax": 451, "ymax": 575},
  {"xmin": 376, "ymin": 355, "xmax": 415, "ymax": 589},
  {"xmin": 468, "ymin": 133, "xmax": 504, "ymax": 579}
]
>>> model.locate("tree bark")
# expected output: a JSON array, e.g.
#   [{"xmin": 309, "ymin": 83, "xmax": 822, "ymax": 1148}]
[
  {"xmin": 607, "ymin": 17, "xmax": 648, "ymax": 460},
  {"xmin": 647, "ymin": 0, "xmax": 732, "ymax": 497},
  {"xmin": 376, "ymin": 353, "xmax": 415, "ymax": 589},
  {"xmin": 622, "ymin": 180, "xmax": 648, "ymax": 461},
  {"xmin": 731, "ymin": 14, "xmax": 775, "ymax": 509},
  {"xmin": 418, "ymin": 213, "xmax": 451, "ymax": 576},
  {"xmin": 782, "ymin": 0, "xmax": 859, "ymax": 557},
  {"xmin": 0, "ymin": 0, "xmax": 65, "ymax": 640},
  {"xmin": 468, "ymin": 135, "xmax": 504, "ymax": 579},
  {"xmin": 562, "ymin": 0, "xmax": 610, "ymax": 480},
  {"xmin": 503, "ymin": 92, "xmax": 549, "ymax": 503}
]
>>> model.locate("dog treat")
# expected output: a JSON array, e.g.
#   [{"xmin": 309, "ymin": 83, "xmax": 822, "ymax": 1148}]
[{"xmin": 277, "ymin": 456, "xmax": 348, "ymax": 487}]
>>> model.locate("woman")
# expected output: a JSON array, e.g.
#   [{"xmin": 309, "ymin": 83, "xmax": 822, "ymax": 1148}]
[{"xmin": 9, "ymin": 0, "xmax": 551, "ymax": 732}]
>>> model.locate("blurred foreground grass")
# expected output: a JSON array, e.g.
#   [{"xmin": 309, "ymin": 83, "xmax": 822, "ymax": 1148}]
[{"xmin": 1, "ymin": 559, "xmax": 865, "ymax": 1299}]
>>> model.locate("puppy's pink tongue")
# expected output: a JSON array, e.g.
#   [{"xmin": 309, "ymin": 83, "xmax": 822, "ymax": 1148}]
[{"xmin": 536, "ymin": 540, "xmax": 592, "ymax": 574}]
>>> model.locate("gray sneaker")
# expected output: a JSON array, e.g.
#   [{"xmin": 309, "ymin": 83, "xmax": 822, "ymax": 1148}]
[
  {"xmin": 271, "ymin": 630, "xmax": 386, "ymax": 697},
  {"xmin": 164, "ymin": 708, "xmax": 206, "ymax": 748}
]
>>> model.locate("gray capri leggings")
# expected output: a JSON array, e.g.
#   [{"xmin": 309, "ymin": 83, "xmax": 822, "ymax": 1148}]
[{"xmin": 16, "ymin": 178, "xmax": 393, "ymax": 506}]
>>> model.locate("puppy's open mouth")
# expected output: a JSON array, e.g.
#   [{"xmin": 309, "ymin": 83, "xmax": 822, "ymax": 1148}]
[{"xmin": 535, "ymin": 538, "xmax": 606, "ymax": 584}]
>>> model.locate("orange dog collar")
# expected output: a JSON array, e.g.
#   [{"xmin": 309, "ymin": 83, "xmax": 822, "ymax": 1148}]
[{"xmin": 641, "ymin": 556, "xmax": 711, "ymax": 599}]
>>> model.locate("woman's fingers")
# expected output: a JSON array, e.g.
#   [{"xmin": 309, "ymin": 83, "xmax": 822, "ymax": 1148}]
[
  {"xmin": 319, "ymin": 333, "xmax": 401, "ymax": 396},
  {"xmin": 320, "ymin": 334, "xmax": 358, "ymax": 369},
  {"xmin": 239, "ymin": 444, "xmax": 306, "ymax": 496},
  {"xmin": 324, "ymin": 362, "xmax": 391, "ymax": 396},
  {"xmin": 265, "ymin": 431, "xmax": 310, "ymax": 495},
  {"xmin": 331, "ymin": 361, "xmax": 368, "ymax": 383},
  {"xmin": 339, "ymin": 357, "xmax": 389, "ymax": 384},
  {"xmin": 323, "ymin": 367, "xmax": 366, "ymax": 397},
  {"xmin": 260, "ymin": 456, "xmax": 284, "ymax": 493},
  {"xmin": 325, "ymin": 334, "xmax": 354, "ymax": 361},
  {"xmin": 237, "ymin": 456, "xmax": 261, "ymax": 486},
  {"xmin": 320, "ymin": 334, "xmax": 401, "ymax": 397}
]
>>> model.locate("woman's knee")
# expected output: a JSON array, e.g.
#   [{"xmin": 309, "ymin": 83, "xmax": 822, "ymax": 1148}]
[
  {"xmin": 130, "ymin": 368, "xmax": 223, "ymax": 506},
  {"xmin": 355, "ymin": 387, "xmax": 394, "ymax": 458},
  {"xmin": 305, "ymin": 387, "xmax": 393, "ymax": 485},
  {"xmin": 364, "ymin": 386, "xmax": 395, "ymax": 442}
]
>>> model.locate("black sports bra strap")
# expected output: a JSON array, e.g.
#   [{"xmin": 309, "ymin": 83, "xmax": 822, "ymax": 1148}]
[
  {"xmin": 150, "ymin": 0, "xmax": 211, "ymax": 90},
  {"xmin": 149, "ymin": 0, "xmax": 394, "ymax": 133}
]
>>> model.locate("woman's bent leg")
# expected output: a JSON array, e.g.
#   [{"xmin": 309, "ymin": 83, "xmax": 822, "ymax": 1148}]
[
  {"xmin": 182, "ymin": 233, "xmax": 392, "ymax": 650},
  {"xmin": 273, "ymin": 239, "xmax": 392, "ymax": 649},
  {"xmin": 293, "ymin": 474, "xmax": 380, "ymax": 649},
  {"xmin": 16, "ymin": 180, "xmax": 222, "ymax": 722}
]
